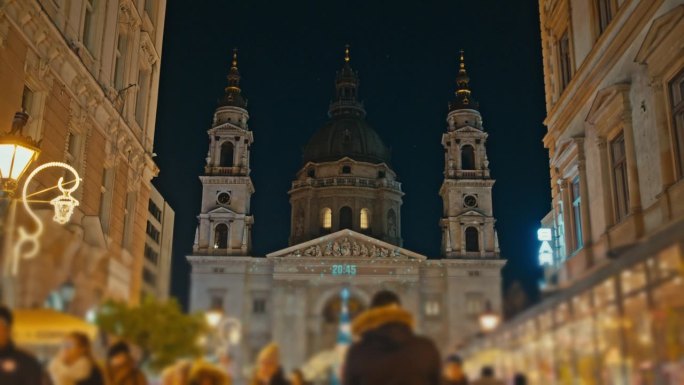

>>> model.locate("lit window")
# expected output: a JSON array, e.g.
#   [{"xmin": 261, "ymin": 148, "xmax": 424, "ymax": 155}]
[
  {"xmin": 610, "ymin": 133, "xmax": 629, "ymax": 222},
  {"xmin": 360, "ymin": 208, "xmax": 370, "ymax": 230},
  {"xmin": 425, "ymin": 300, "xmax": 440, "ymax": 317},
  {"xmin": 322, "ymin": 208, "xmax": 332, "ymax": 229}
]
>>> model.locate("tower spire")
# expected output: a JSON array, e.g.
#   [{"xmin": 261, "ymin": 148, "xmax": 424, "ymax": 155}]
[
  {"xmin": 328, "ymin": 44, "xmax": 365, "ymax": 118},
  {"xmin": 449, "ymin": 49, "xmax": 478, "ymax": 111},
  {"xmin": 219, "ymin": 48, "xmax": 247, "ymax": 108}
]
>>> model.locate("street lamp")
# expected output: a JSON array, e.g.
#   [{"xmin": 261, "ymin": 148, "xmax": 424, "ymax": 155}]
[
  {"xmin": 478, "ymin": 300, "xmax": 500, "ymax": 333},
  {"xmin": 205, "ymin": 307, "xmax": 224, "ymax": 328},
  {"xmin": 1, "ymin": 111, "xmax": 82, "ymax": 307},
  {"xmin": 0, "ymin": 112, "xmax": 40, "ymax": 195}
]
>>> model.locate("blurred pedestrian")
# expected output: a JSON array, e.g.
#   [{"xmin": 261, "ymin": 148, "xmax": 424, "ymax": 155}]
[
  {"xmin": 249, "ymin": 343, "xmax": 289, "ymax": 385},
  {"xmin": 442, "ymin": 354, "xmax": 468, "ymax": 385},
  {"xmin": 512, "ymin": 373, "xmax": 526, "ymax": 385},
  {"xmin": 104, "ymin": 342, "xmax": 146, "ymax": 385},
  {"xmin": 49, "ymin": 332, "xmax": 103, "ymax": 385},
  {"xmin": 471, "ymin": 366, "xmax": 503, "ymax": 385},
  {"xmin": 0, "ymin": 305, "xmax": 47, "ymax": 385},
  {"xmin": 160, "ymin": 360, "xmax": 192, "ymax": 385},
  {"xmin": 188, "ymin": 361, "xmax": 230, "ymax": 385},
  {"xmin": 289, "ymin": 369, "xmax": 308, "ymax": 385},
  {"xmin": 343, "ymin": 290, "xmax": 441, "ymax": 385}
]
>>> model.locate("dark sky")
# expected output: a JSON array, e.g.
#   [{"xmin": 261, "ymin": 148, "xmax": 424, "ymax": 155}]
[{"xmin": 153, "ymin": 0, "xmax": 550, "ymax": 309}]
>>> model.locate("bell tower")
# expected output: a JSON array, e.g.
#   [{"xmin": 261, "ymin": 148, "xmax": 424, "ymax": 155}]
[
  {"xmin": 193, "ymin": 49, "xmax": 254, "ymax": 256},
  {"xmin": 439, "ymin": 51, "xmax": 499, "ymax": 259}
]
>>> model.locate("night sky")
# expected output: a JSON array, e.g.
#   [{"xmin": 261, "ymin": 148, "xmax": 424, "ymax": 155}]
[{"xmin": 153, "ymin": 0, "xmax": 550, "ymax": 309}]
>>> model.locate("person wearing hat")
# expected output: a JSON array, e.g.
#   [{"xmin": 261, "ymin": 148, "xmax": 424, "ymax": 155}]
[
  {"xmin": 104, "ymin": 342, "xmax": 147, "ymax": 385},
  {"xmin": 442, "ymin": 355, "xmax": 468, "ymax": 385},
  {"xmin": 249, "ymin": 343, "xmax": 289, "ymax": 385},
  {"xmin": 0, "ymin": 305, "xmax": 46, "ymax": 385},
  {"xmin": 343, "ymin": 290, "xmax": 441, "ymax": 385}
]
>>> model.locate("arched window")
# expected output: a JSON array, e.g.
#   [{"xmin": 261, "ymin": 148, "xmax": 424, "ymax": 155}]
[
  {"xmin": 339, "ymin": 206, "xmax": 352, "ymax": 229},
  {"xmin": 341, "ymin": 165, "xmax": 351, "ymax": 174},
  {"xmin": 387, "ymin": 209, "xmax": 397, "ymax": 238},
  {"xmin": 214, "ymin": 223, "xmax": 228, "ymax": 249},
  {"xmin": 461, "ymin": 145, "xmax": 475, "ymax": 170},
  {"xmin": 360, "ymin": 208, "xmax": 370, "ymax": 230},
  {"xmin": 465, "ymin": 226, "xmax": 479, "ymax": 252},
  {"xmin": 220, "ymin": 142, "xmax": 234, "ymax": 167},
  {"xmin": 321, "ymin": 208, "xmax": 332, "ymax": 230}
]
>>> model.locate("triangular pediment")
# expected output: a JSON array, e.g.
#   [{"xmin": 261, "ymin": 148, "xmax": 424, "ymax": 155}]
[
  {"xmin": 266, "ymin": 229, "xmax": 426, "ymax": 260},
  {"xmin": 459, "ymin": 209, "xmax": 485, "ymax": 217},
  {"xmin": 207, "ymin": 206, "xmax": 239, "ymax": 215},
  {"xmin": 454, "ymin": 125, "xmax": 484, "ymax": 134}
]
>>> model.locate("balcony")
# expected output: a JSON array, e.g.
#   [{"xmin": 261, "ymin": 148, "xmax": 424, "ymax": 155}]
[
  {"xmin": 446, "ymin": 169, "xmax": 490, "ymax": 179},
  {"xmin": 205, "ymin": 166, "xmax": 248, "ymax": 176},
  {"xmin": 291, "ymin": 176, "xmax": 401, "ymax": 191}
]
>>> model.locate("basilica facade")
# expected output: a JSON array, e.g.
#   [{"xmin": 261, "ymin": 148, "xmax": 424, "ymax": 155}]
[{"xmin": 187, "ymin": 48, "xmax": 505, "ymax": 380}]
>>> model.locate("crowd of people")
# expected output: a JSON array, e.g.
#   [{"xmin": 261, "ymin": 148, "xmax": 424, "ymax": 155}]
[{"xmin": 0, "ymin": 291, "xmax": 528, "ymax": 385}]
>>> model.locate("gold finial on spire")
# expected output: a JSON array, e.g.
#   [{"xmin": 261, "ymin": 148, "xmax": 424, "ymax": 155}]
[
  {"xmin": 344, "ymin": 44, "xmax": 350, "ymax": 63},
  {"xmin": 459, "ymin": 49, "xmax": 465, "ymax": 71},
  {"xmin": 231, "ymin": 48, "xmax": 238, "ymax": 69}
]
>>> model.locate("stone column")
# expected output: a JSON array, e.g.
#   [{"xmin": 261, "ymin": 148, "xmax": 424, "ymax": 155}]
[{"xmin": 596, "ymin": 137, "xmax": 615, "ymax": 226}]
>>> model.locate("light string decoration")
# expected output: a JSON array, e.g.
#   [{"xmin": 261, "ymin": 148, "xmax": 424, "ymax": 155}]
[{"xmin": 11, "ymin": 161, "xmax": 80, "ymax": 275}]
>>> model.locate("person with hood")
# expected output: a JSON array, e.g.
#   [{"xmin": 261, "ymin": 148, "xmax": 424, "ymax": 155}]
[
  {"xmin": 470, "ymin": 367, "xmax": 503, "ymax": 385},
  {"xmin": 104, "ymin": 342, "xmax": 147, "ymax": 385},
  {"xmin": 342, "ymin": 290, "xmax": 441, "ymax": 385},
  {"xmin": 442, "ymin": 355, "xmax": 468, "ymax": 385},
  {"xmin": 49, "ymin": 332, "xmax": 103, "ymax": 385},
  {"xmin": 249, "ymin": 343, "xmax": 289, "ymax": 385},
  {"xmin": 0, "ymin": 305, "xmax": 47, "ymax": 385}
]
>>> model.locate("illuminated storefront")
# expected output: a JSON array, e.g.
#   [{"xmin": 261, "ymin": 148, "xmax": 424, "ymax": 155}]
[{"xmin": 463, "ymin": 232, "xmax": 684, "ymax": 385}]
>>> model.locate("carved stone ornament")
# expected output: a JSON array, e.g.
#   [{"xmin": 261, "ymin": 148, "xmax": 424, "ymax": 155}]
[{"xmin": 285, "ymin": 237, "xmax": 400, "ymax": 258}]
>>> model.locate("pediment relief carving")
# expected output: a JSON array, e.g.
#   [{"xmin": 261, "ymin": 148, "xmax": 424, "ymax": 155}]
[{"xmin": 286, "ymin": 236, "xmax": 402, "ymax": 259}]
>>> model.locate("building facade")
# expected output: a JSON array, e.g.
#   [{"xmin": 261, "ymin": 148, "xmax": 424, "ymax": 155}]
[
  {"xmin": 463, "ymin": 1, "xmax": 684, "ymax": 384},
  {"xmin": 188, "ymin": 49, "xmax": 505, "ymax": 382},
  {"xmin": 142, "ymin": 185, "xmax": 175, "ymax": 300},
  {"xmin": 0, "ymin": 0, "xmax": 167, "ymax": 314}
]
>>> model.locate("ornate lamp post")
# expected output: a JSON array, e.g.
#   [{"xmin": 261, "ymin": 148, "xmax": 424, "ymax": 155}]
[
  {"xmin": 478, "ymin": 300, "xmax": 501, "ymax": 333},
  {"xmin": 1, "ymin": 111, "xmax": 82, "ymax": 307}
]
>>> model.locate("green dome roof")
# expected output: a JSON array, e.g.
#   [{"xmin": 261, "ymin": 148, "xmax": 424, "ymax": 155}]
[{"xmin": 302, "ymin": 116, "xmax": 391, "ymax": 164}]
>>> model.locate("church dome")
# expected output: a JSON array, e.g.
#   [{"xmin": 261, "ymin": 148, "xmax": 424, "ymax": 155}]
[
  {"xmin": 302, "ymin": 45, "xmax": 390, "ymax": 165},
  {"xmin": 302, "ymin": 115, "xmax": 390, "ymax": 164}
]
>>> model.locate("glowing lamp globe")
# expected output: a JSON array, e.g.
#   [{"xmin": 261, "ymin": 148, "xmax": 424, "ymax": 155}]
[
  {"xmin": 206, "ymin": 308, "xmax": 223, "ymax": 328},
  {"xmin": 0, "ymin": 112, "xmax": 40, "ymax": 194},
  {"xmin": 478, "ymin": 301, "xmax": 500, "ymax": 333}
]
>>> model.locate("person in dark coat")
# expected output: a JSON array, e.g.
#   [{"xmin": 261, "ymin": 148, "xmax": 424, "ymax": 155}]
[
  {"xmin": 342, "ymin": 290, "xmax": 441, "ymax": 385},
  {"xmin": 442, "ymin": 354, "xmax": 468, "ymax": 385},
  {"xmin": 0, "ymin": 305, "xmax": 47, "ymax": 385}
]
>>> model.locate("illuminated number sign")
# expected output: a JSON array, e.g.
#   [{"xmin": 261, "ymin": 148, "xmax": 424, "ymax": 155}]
[
  {"xmin": 538, "ymin": 227, "xmax": 554, "ymax": 266},
  {"xmin": 331, "ymin": 264, "xmax": 357, "ymax": 276}
]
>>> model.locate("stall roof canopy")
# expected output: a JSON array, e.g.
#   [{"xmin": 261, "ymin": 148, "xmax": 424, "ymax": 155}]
[{"xmin": 12, "ymin": 309, "xmax": 97, "ymax": 345}]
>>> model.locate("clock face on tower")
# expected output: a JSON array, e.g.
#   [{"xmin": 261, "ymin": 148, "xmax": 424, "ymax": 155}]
[
  {"xmin": 463, "ymin": 194, "xmax": 478, "ymax": 208},
  {"xmin": 217, "ymin": 192, "xmax": 231, "ymax": 205}
]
